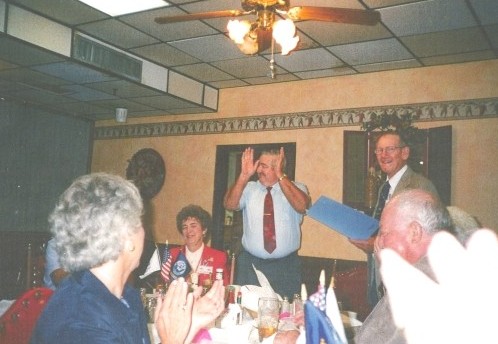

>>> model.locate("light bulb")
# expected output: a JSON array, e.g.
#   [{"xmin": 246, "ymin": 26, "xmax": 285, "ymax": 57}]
[
  {"xmin": 227, "ymin": 20, "xmax": 251, "ymax": 44},
  {"xmin": 272, "ymin": 19, "xmax": 299, "ymax": 55}
]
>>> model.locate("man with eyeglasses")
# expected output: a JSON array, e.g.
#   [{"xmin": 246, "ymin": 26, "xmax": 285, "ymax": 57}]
[{"xmin": 350, "ymin": 131, "xmax": 440, "ymax": 308}]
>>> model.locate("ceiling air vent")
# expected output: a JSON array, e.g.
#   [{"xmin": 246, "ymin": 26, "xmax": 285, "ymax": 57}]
[{"xmin": 72, "ymin": 33, "xmax": 142, "ymax": 81}]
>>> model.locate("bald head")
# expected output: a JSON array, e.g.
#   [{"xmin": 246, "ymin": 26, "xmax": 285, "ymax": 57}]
[{"xmin": 375, "ymin": 189, "xmax": 452, "ymax": 264}]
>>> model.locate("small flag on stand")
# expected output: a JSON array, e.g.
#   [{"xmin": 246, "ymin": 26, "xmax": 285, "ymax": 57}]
[
  {"xmin": 305, "ymin": 269, "xmax": 346, "ymax": 344},
  {"xmin": 326, "ymin": 274, "xmax": 347, "ymax": 344},
  {"xmin": 161, "ymin": 241, "xmax": 172, "ymax": 283},
  {"xmin": 309, "ymin": 270, "xmax": 327, "ymax": 311},
  {"xmin": 171, "ymin": 251, "xmax": 191, "ymax": 279}
]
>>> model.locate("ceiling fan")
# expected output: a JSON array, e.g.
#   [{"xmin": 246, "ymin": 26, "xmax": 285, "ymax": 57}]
[{"xmin": 155, "ymin": 0, "xmax": 381, "ymax": 56}]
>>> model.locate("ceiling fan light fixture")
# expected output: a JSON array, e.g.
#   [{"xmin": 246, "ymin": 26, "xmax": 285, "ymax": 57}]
[
  {"xmin": 227, "ymin": 20, "xmax": 252, "ymax": 44},
  {"xmin": 272, "ymin": 19, "xmax": 299, "ymax": 55}
]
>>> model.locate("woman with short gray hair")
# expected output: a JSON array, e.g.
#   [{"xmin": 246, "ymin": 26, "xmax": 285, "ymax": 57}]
[{"xmin": 31, "ymin": 173, "xmax": 225, "ymax": 344}]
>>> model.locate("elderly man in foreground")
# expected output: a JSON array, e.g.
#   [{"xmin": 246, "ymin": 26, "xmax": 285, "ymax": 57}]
[{"xmin": 354, "ymin": 189, "xmax": 453, "ymax": 344}]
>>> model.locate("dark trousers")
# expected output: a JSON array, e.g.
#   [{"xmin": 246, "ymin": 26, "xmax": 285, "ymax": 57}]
[{"xmin": 235, "ymin": 250, "xmax": 301, "ymax": 299}]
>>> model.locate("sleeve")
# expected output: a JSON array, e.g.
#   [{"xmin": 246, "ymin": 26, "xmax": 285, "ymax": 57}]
[{"xmin": 43, "ymin": 239, "xmax": 60, "ymax": 288}]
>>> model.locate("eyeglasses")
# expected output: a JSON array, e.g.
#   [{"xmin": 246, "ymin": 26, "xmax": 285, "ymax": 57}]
[{"xmin": 374, "ymin": 146, "xmax": 405, "ymax": 155}]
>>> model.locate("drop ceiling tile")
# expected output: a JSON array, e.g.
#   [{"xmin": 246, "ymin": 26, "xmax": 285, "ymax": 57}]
[
  {"xmin": 421, "ymin": 50, "xmax": 496, "ymax": 66},
  {"xmin": 483, "ymin": 24, "xmax": 498, "ymax": 49},
  {"xmin": 180, "ymin": 0, "xmax": 242, "ymax": 13},
  {"xmin": 120, "ymin": 7, "xmax": 218, "ymax": 42},
  {"xmin": 244, "ymin": 73, "xmax": 299, "ymax": 85},
  {"xmin": 272, "ymin": 48, "xmax": 344, "ymax": 72},
  {"xmin": 379, "ymin": 0, "xmax": 477, "ymax": 36},
  {"xmin": 173, "ymin": 63, "xmax": 234, "ymax": 82},
  {"xmin": 12, "ymin": 0, "xmax": 108, "ymax": 25},
  {"xmin": 168, "ymin": 106, "xmax": 213, "ymax": 115},
  {"xmin": 91, "ymin": 98, "xmax": 155, "ymax": 112},
  {"xmin": 0, "ymin": 36, "xmax": 65, "ymax": 66},
  {"xmin": 32, "ymin": 62, "xmax": 116, "ymax": 83},
  {"xmin": 328, "ymin": 38, "xmax": 413, "ymax": 65},
  {"xmin": 0, "ymin": 67, "xmax": 70, "ymax": 87},
  {"xmin": 65, "ymin": 84, "xmax": 117, "ymax": 101},
  {"xmin": 170, "ymin": 34, "xmax": 245, "ymax": 62},
  {"xmin": 86, "ymin": 80, "xmax": 163, "ymax": 98},
  {"xmin": 49, "ymin": 101, "xmax": 109, "ymax": 117},
  {"xmin": 77, "ymin": 19, "xmax": 159, "ymax": 49},
  {"xmin": 5, "ymin": 88, "xmax": 74, "ymax": 104},
  {"xmin": 401, "ymin": 27, "xmax": 490, "ymax": 58},
  {"xmin": 211, "ymin": 56, "xmax": 272, "ymax": 79},
  {"xmin": 295, "ymin": 67, "xmax": 356, "ymax": 80},
  {"xmin": 292, "ymin": 0, "xmax": 367, "ymax": 8},
  {"xmin": 0, "ymin": 59, "xmax": 18, "ymax": 70},
  {"xmin": 363, "ymin": 0, "xmax": 420, "ymax": 9},
  {"xmin": 297, "ymin": 21, "xmax": 392, "ymax": 47},
  {"xmin": 469, "ymin": 0, "xmax": 498, "ymax": 25},
  {"xmin": 208, "ymin": 79, "xmax": 248, "ymax": 88},
  {"xmin": 133, "ymin": 94, "xmax": 197, "ymax": 109},
  {"xmin": 131, "ymin": 43, "xmax": 200, "ymax": 67},
  {"xmin": 354, "ymin": 59, "xmax": 420, "ymax": 73}
]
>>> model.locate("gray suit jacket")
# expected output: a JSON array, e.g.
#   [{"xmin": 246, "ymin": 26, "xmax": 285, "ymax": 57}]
[
  {"xmin": 355, "ymin": 257, "xmax": 435, "ymax": 344},
  {"xmin": 391, "ymin": 166, "xmax": 439, "ymax": 200}
]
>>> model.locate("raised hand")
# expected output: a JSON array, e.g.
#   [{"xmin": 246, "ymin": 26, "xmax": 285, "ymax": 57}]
[
  {"xmin": 240, "ymin": 147, "xmax": 259, "ymax": 180},
  {"xmin": 273, "ymin": 147, "xmax": 285, "ymax": 177}
]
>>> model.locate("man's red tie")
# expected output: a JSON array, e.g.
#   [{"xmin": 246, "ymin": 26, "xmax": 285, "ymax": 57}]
[{"xmin": 263, "ymin": 187, "xmax": 276, "ymax": 253}]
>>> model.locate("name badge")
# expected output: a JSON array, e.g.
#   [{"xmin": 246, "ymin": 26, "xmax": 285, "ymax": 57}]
[{"xmin": 198, "ymin": 265, "xmax": 213, "ymax": 274}]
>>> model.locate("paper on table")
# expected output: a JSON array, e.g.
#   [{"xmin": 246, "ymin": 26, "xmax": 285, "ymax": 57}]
[{"xmin": 307, "ymin": 196, "xmax": 379, "ymax": 240}]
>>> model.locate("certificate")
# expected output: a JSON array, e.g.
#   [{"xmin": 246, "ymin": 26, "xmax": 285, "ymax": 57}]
[{"xmin": 307, "ymin": 196, "xmax": 379, "ymax": 240}]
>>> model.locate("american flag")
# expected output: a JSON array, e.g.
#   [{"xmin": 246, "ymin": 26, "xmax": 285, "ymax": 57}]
[{"xmin": 160, "ymin": 244, "xmax": 171, "ymax": 283}]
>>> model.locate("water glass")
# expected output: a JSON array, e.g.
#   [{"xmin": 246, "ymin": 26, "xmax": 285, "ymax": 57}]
[{"xmin": 257, "ymin": 297, "xmax": 280, "ymax": 342}]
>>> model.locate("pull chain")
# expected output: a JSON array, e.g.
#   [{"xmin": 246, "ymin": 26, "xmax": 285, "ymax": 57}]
[{"xmin": 269, "ymin": 37, "xmax": 276, "ymax": 79}]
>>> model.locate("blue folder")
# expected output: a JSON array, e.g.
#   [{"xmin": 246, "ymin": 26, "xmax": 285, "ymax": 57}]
[{"xmin": 307, "ymin": 196, "xmax": 379, "ymax": 240}]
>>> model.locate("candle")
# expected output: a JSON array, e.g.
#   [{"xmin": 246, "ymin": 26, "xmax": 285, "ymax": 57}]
[{"xmin": 300, "ymin": 283, "xmax": 308, "ymax": 301}]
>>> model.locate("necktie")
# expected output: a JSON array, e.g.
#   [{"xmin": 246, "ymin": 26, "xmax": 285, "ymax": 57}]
[
  {"xmin": 373, "ymin": 181, "xmax": 391, "ymax": 220},
  {"xmin": 263, "ymin": 187, "xmax": 276, "ymax": 253}
]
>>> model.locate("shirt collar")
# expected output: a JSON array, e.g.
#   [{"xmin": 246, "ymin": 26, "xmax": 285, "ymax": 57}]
[{"xmin": 387, "ymin": 164, "xmax": 408, "ymax": 193}]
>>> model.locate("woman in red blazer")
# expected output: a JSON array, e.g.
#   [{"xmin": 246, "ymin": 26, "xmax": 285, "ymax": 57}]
[{"xmin": 169, "ymin": 204, "xmax": 229, "ymax": 287}]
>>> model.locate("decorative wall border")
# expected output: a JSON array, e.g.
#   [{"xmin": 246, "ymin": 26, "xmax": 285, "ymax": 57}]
[{"xmin": 94, "ymin": 97, "xmax": 498, "ymax": 140}]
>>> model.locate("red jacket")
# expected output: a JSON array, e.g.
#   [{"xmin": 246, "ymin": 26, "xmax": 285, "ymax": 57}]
[{"xmin": 169, "ymin": 245, "xmax": 229, "ymax": 286}]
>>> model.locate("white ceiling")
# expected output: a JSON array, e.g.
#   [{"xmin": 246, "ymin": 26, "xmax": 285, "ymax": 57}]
[{"xmin": 0, "ymin": 0, "xmax": 497, "ymax": 121}]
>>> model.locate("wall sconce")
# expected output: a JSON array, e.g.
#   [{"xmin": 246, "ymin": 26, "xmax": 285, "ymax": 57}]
[{"xmin": 115, "ymin": 107, "xmax": 128, "ymax": 123}]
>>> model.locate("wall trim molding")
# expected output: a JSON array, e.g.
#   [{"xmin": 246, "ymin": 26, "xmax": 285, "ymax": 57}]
[{"xmin": 94, "ymin": 97, "xmax": 498, "ymax": 140}]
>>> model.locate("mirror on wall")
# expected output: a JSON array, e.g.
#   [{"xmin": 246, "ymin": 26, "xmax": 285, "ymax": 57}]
[{"xmin": 211, "ymin": 143, "xmax": 297, "ymax": 255}]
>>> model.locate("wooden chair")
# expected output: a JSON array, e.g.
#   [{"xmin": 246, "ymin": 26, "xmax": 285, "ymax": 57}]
[
  {"xmin": 333, "ymin": 265, "xmax": 371, "ymax": 321},
  {"xmin": 0, "ymin": 287, "xmax": 53, "ymax": 344}
]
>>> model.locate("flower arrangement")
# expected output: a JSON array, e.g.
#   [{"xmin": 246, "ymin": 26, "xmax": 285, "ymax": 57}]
[{"xmin": 360, "ymin": 112, "xmax": 424, "ymax": 147}]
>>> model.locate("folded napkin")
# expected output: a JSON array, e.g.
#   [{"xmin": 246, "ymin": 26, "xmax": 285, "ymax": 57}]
[{"xmin": 240, "ymin": 265, "xmax": 281, "ymax": 314}]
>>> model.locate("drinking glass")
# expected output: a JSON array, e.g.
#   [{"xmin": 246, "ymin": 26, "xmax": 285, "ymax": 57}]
[{"xmin": 257, "ymin": 297, "xmax": 280, "ymax": 342}]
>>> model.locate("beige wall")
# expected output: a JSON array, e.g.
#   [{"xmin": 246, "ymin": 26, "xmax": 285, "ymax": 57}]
[{"xmin": 93, "ymin": 60, "xmax": 498, "ymax": 261}]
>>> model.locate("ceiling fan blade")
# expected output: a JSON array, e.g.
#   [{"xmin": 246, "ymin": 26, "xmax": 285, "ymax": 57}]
[
  {"xmin": 155, "ymin": 9, "xmax": 246, "ymax": 24},
  {"xmin": 287, "ymin": 6, "xmax": 380, "ymax": 26}
]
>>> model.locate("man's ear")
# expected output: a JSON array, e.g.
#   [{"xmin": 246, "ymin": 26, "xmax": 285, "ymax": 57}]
[
  {"xmin": 409, "ymin": 221, "xmax": 424, "ymax": 243},
  {"xmin": 401, "ymin": 146, "xmax": 410, "ymax": 161}
]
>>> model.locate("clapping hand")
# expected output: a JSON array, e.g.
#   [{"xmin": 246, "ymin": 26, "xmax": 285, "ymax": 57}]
[
  {"xmin": 190, "ymin": 279, "xmax": 226, "ymax": 336},
  {"xmin": 380, "ymin": 230, "xmax": 498, "ymax": 344},
  {"xmin": 155, "ymin": 278, "xmax": 193, "ymax": 344},
  {"xmin": 273, "ymin": 147, "xmax": 285, "ymax": 176},
  {"xmin": 240, "ymin": 147, "xmax": 259, "ymax": 180}
]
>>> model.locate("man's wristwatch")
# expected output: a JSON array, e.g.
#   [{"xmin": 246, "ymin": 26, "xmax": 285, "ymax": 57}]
[{"xmin": 278, "ymin": 174, "xmax": 287, "ymax": 182}]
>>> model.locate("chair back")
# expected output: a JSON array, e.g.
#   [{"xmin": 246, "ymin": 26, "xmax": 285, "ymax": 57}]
[{"xmin": 0, "ymin": 287, "xmax": 53, "ymax": 344}]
